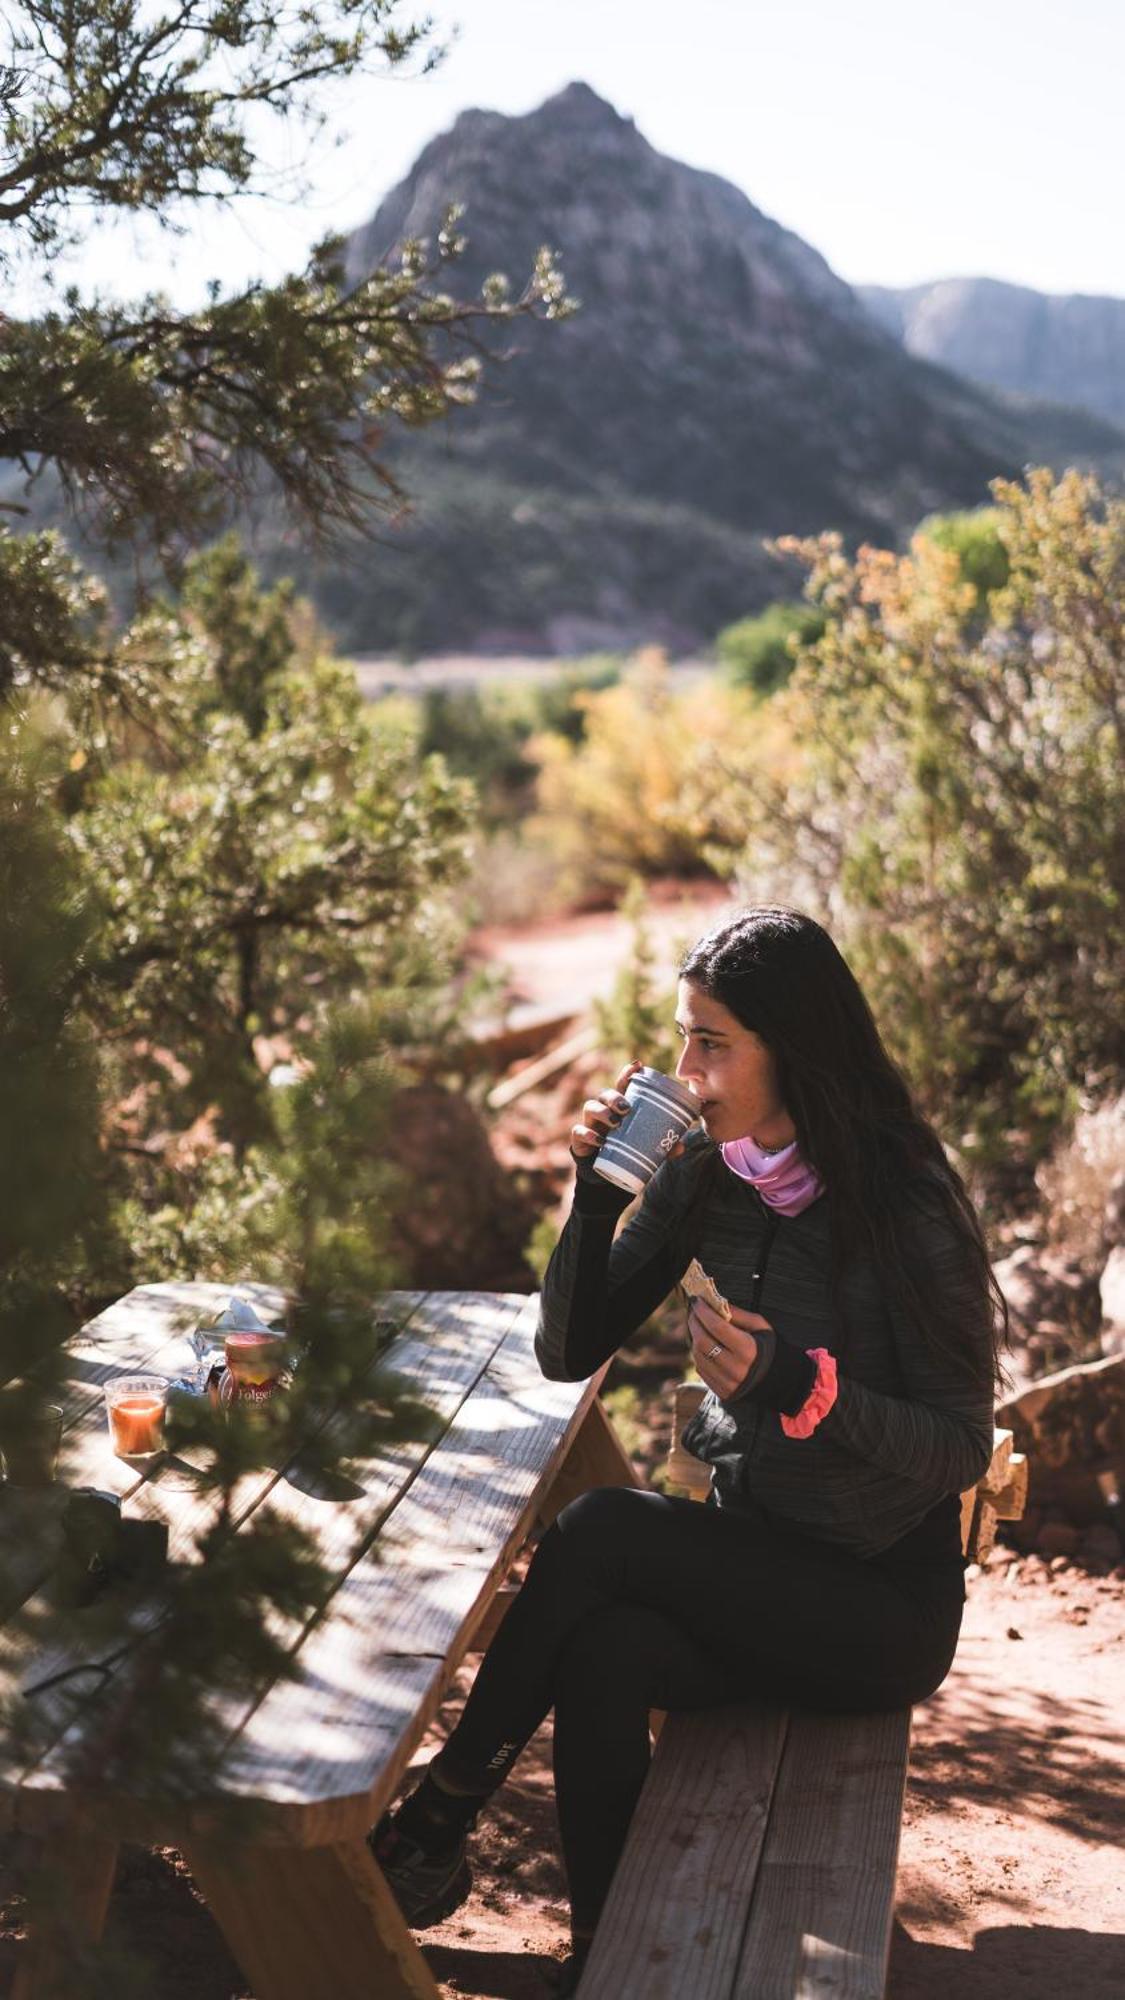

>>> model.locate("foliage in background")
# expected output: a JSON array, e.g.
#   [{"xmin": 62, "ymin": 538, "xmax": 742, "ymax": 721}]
[
  {"xmin": 1036, "ymin": 1093, "xmax": 1125, "ymax": 1265},
  {"xmin": 411, "ymin": 658, "xmax": 622, "ymax": 830},
  {"xmin": 593, "ymin": 880, "xmax": 682, "ymax": 1076},
  {"xmin": 0, "ymin": 2, "xmax": 570, "ymax": 604},
  {"xmin": 61, "ymin": 541, "xmax": 477, "ymax": 1286},
  {"xmin": 917, "ymin": 506, "xmax": 1011, "ymax": 615},
  {"xmin": 0, "ymin": 723, "xmax": 109, "ymax": 1432},
  {"xmin": 5, "ymin": 998, "xmax": 428, "ymax": 1837},
  {"xmin": 716, "ymin": 599, "xmax": 827, "ymax": 696},
  {"xmin": 528, "ymin": 651, "xmax": 744, "ymax": 904},
  {"xmin": 707, "ymin": 471, "xmax": 1124, "ymax": 1186},
  {"xmin": 288, "ymin": 461, "xmax": 778, "ymax": 657}
]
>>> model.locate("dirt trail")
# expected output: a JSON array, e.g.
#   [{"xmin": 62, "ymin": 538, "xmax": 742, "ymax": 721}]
[
  {"xmin": 391, "ymin": 1549, "xmax": 1123, "ymax": 2000},
  {"xmin": 467, "ymin": 882, "xmax": 735, "ymax": 1032}
]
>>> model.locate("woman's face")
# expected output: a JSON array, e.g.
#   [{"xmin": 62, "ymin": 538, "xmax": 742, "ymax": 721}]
[{"xmin": 673, "ymin": 978, "xmax": 795, "ymax": 1149}]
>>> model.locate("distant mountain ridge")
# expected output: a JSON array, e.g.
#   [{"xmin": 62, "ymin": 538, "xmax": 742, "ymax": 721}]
[
  {"xmin": 860, "ymin": 277, "xmax": 1125, "ymax": 431},
  {"xmin": 291, "ymin": 86, "xmax": 1125, "ymax": 650}
]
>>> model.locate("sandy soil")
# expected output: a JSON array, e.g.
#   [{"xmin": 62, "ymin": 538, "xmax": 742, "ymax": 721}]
[
  {"xmin": 466, "ymin": 880, "xmax": 735, "ymax": 1032},
  {"xmin": 3, "ymin": 1493, "xmax": 1120, "ymax": 1999}
]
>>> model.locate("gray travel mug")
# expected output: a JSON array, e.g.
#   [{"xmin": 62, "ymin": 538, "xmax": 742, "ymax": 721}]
[{"xmin": 592, "ymin": 1066, "xmax": 701, "ymax": 1195}]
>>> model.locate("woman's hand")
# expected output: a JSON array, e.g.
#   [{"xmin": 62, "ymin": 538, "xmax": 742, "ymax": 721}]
[
  {"xmin": 688, "ymin": 1297, "xmax": 773, "ymax": 1401},
  {"xmin": 569, "ymin": 1060, "xmax": 644, "ymax": 1161}
]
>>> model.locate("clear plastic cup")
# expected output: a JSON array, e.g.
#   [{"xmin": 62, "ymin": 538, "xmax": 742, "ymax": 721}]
[
  {"xmin": 105, "ymin": 1376, "xmax": 168, "ymax": 1458},
  {"xmin": 2, "ymin": 1404, "xmax": 63, "ymax": 1486}
]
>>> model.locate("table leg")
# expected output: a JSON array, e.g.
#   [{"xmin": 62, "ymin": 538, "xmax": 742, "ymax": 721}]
[
  {"xmin": 11, "ymin": 1828, "xmax": 119, "ymax": 2000},
  {"xmin": 181, "ymin": 1836, "xmax": 441, "ymax": 2000},
  {"xmin": 536, "ymin": 1396, "xmax": 641, "ymax": 1529}
]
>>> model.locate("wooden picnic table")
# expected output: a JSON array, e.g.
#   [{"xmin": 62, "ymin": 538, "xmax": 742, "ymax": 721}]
[{"xmin": 1, "ymin": 1281, "xmax": 637, "ymax": 2000}]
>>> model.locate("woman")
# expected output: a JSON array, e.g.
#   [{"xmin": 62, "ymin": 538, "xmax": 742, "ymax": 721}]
[{"xmin": 369, "ymin": 907, "xmax": 1004, "ymax": 1993}]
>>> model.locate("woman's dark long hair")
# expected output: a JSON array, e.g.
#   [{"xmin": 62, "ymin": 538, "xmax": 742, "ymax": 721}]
[{"xmin": 679, "ymin": 906, "xmax": 1007, "ymax": 1390}]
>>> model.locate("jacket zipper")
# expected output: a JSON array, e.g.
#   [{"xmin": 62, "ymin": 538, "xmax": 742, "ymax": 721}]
[{"xmin": 750, "ymin": 1206, "xmax": 779, "ymax": 1312}]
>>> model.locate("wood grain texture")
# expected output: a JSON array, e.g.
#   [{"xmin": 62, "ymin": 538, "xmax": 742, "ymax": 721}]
[
  {"xmin": 731, "ymin": 1706, "xmax": 912, "ymax": 2000},
  {"xmin": 535, "ymin": 1393, "xmax": 640, "ymax": 1527},
  {"xmin": 992, "ymin": 1452, "xmax": 1029, "ymax": 1519},
  {"xmin": 970, "ymin": 1495, "xmax": 1000, "ymax": 1564},
  {"xmin": 465, "ymin": 1581, "xmax": 521, "ymax": 1651},
  {"xmin": 0, "ymin": 1290, "xmax": 234, "ymax": 1648},
  {"xmin": 579, "ymin": 1702, "xmax": 789, "ymax": 2000},
  {"xmin": 7, "ymin": 1290, "xmax": 427, "ymax": 1819},
  {"xmin": 958, "ymin": 1485, "xmax": 977, "ymax": 1557},
  {"xmin": 979, "ymin": 1428, "xmax": 1014, "ymax": 1496},
  {"xmin": 9, "ymin": 1825, "xmax": 118, "ymax": 2000},
  {"xmin": 188, "ymin": 1294, "xmax": 589, "ymax": 1840},
  {"xmin": 14, "ymin": 1291, "xmax": 514, "ymax": 1838},
  {"xmin": 181, "ymin": 1836, "xmax": 441, "ymax": 2000},
  {"xmin": 15, "ymin": 1295, "xmax": 592, "ymax": 1847}
]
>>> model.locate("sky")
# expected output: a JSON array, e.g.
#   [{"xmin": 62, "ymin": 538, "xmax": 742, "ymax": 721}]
[{"xmin": 18, "ymin": 0, "xmax": 1125, "ymax": 309}]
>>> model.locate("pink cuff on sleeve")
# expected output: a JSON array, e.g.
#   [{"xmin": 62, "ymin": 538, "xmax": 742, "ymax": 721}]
[{"xmin": 779, "ymin": 1348, "xmax": 838, "ymax": 1439}]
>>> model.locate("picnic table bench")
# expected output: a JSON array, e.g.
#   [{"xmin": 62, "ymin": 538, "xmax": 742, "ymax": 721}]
[
  {"xmin": 3, "ymin": 1288, "xmax": 1027, "ymax": 2000},
  {"xmin": 1, "ymin": 1281, "xmax": 635, "ymax": 2000},
  {"xmin": 576, "ymin": 1387, "xmax": 1027, "ymax": 2000}
]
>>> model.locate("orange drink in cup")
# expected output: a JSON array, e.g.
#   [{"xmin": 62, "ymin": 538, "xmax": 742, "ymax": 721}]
[{"xmin": 105, "ymin": 1376, "xmax": 168, "ymax": 1458}]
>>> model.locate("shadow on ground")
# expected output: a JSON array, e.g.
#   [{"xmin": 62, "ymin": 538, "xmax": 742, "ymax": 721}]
[{"xmin": 889, "ymin": 1920, "xmax": 1125, "ymax": 1999}]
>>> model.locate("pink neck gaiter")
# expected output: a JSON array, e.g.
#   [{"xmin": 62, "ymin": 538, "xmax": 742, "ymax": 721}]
[{"xmin": 720, "ymin": 1135, "xmax": 824, "ymax": 1216}]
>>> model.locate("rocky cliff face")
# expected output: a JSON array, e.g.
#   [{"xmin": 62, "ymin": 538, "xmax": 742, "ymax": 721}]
[
  {"xmin": 860, "ymin": 276, "xmax": 1125, "ymax": 431},
  {"xmin": 317, "ymin": 84, "xmax": 1124, "ymax": 651}
]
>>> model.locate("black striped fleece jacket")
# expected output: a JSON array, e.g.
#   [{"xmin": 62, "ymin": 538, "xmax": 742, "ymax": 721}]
[{"xmin": 535, "ymin": 1130, "xmax": 995, "ymax": 1559}]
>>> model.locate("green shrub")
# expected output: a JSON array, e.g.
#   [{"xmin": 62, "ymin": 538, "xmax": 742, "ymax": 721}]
[
  {"xmin": 716, "ymin": 600, "xmax": 826, "ymax": 695},
  {"xmin": 722, "ymin": 471, "xmax": 1125, "ymax": 1190},
  {"xmin": 919, "ymin": 506, "xmax": 1011, "ymax": 613}
]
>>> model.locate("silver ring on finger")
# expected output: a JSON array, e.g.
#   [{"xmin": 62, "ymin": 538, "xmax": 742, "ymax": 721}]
[{"xmin": 707, "ymin": 1341, "xmax": 724, "ymax": 1359}]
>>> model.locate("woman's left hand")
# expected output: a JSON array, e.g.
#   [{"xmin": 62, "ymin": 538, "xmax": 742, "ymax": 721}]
[{"xmin": 688, "ymin": 1297, "xmax": 773, "ymax": 1401}]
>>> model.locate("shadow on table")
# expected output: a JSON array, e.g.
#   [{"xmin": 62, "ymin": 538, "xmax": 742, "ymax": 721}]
[{"xmin": 888, "ymin": 1920, "xmax": 1125, "ymax": 1999}]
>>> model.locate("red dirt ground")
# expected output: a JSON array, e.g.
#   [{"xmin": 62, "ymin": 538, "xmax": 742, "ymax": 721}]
[{"xmin": 3, "ymin": 1549, "xmax": 1119, "ymax": 1999}]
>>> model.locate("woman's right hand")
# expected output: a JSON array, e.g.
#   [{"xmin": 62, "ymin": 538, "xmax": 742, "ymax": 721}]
[{"xmin": 569, "ymin": 1060, "xmax": 644, "ymax": 1161}]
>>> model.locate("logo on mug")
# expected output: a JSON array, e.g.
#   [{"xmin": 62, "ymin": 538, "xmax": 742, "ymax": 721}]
[{"xmin": 658, "ymin": 1127, "xmax": 680, "ymax": 1155}]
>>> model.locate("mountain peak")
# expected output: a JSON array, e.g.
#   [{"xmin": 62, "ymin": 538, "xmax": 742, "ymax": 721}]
[{"xmin": 535, "ymin": 80, "xmax": 633, "ymax": 124}]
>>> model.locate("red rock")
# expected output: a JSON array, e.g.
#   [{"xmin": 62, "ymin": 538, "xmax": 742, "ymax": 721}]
[{"xmin": 384, "ymin": 1081, "xmax": 538, "ymax": 1290}]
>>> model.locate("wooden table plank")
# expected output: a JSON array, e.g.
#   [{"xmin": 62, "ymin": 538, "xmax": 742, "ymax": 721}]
[
  {"xmin": 1, "ymin": 1291, "xmax": 426, "ymax": 1818},
  {"xmin": 186, "ymin": 1295, "xmax": 591, "ymax": 1837},
  {"xmin": 52, "ymin": 1280, "xmax": 288, "ymax": 1434},
  {"xmin": 180, "ymin": 1838, "xmax": 441, "ymax": 2000},
  {"xmin": 9, "ymin": 1820, "xmax": 120, "ymax": 2000},
  {"xmin": 13, "ymin": 1292, "xmax": 534, "ymax": 1841},
  {"xmin": 0, "ymin": 1281, "xmax": 277, "ymax": 1630},
  {"xmin": 7, "ymin": 1284, "xmax": 616, "ymax": 2000},
  {"xmin": 731, "ymin": 1707, "xmax": 912, "ymax": 2000},
  {"xmin": 579, "ymin": 1702, "xmax": 789, "ymax": 2000},
  {"xmin": 76, "ymin": 1297, "xmax": 597, "ymax": 1847}
]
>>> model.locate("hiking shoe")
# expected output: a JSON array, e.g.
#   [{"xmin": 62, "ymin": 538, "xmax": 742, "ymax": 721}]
[{"xmin": 366, "ymin": 1810, "xmax": 473, "ymax": 1928}]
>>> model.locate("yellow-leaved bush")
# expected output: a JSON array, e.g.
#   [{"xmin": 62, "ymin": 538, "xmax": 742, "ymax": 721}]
[{"xmin": 527, "ymin": 648, "xmax": 797, "ymax": 903}]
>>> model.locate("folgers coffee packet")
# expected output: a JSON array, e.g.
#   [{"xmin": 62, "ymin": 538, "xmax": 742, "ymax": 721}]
[
  {"xmin": 217, "ymin": 1329, "xmax": 290, "ymax": 1411},
  {"xmin": 192, "ymin": 1295, "xmax": 291, "ymax": 1413}
]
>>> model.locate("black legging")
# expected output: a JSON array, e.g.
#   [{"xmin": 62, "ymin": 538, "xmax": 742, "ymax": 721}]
[{"xmin": 437, "ymin": 1485, "xmax": 965, "ymax": 1935}]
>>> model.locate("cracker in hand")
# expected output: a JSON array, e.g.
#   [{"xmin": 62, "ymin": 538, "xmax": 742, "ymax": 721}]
[{"xmin": 681, "ymin": 1258, "xmax": 733, "ymax": 1321}]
